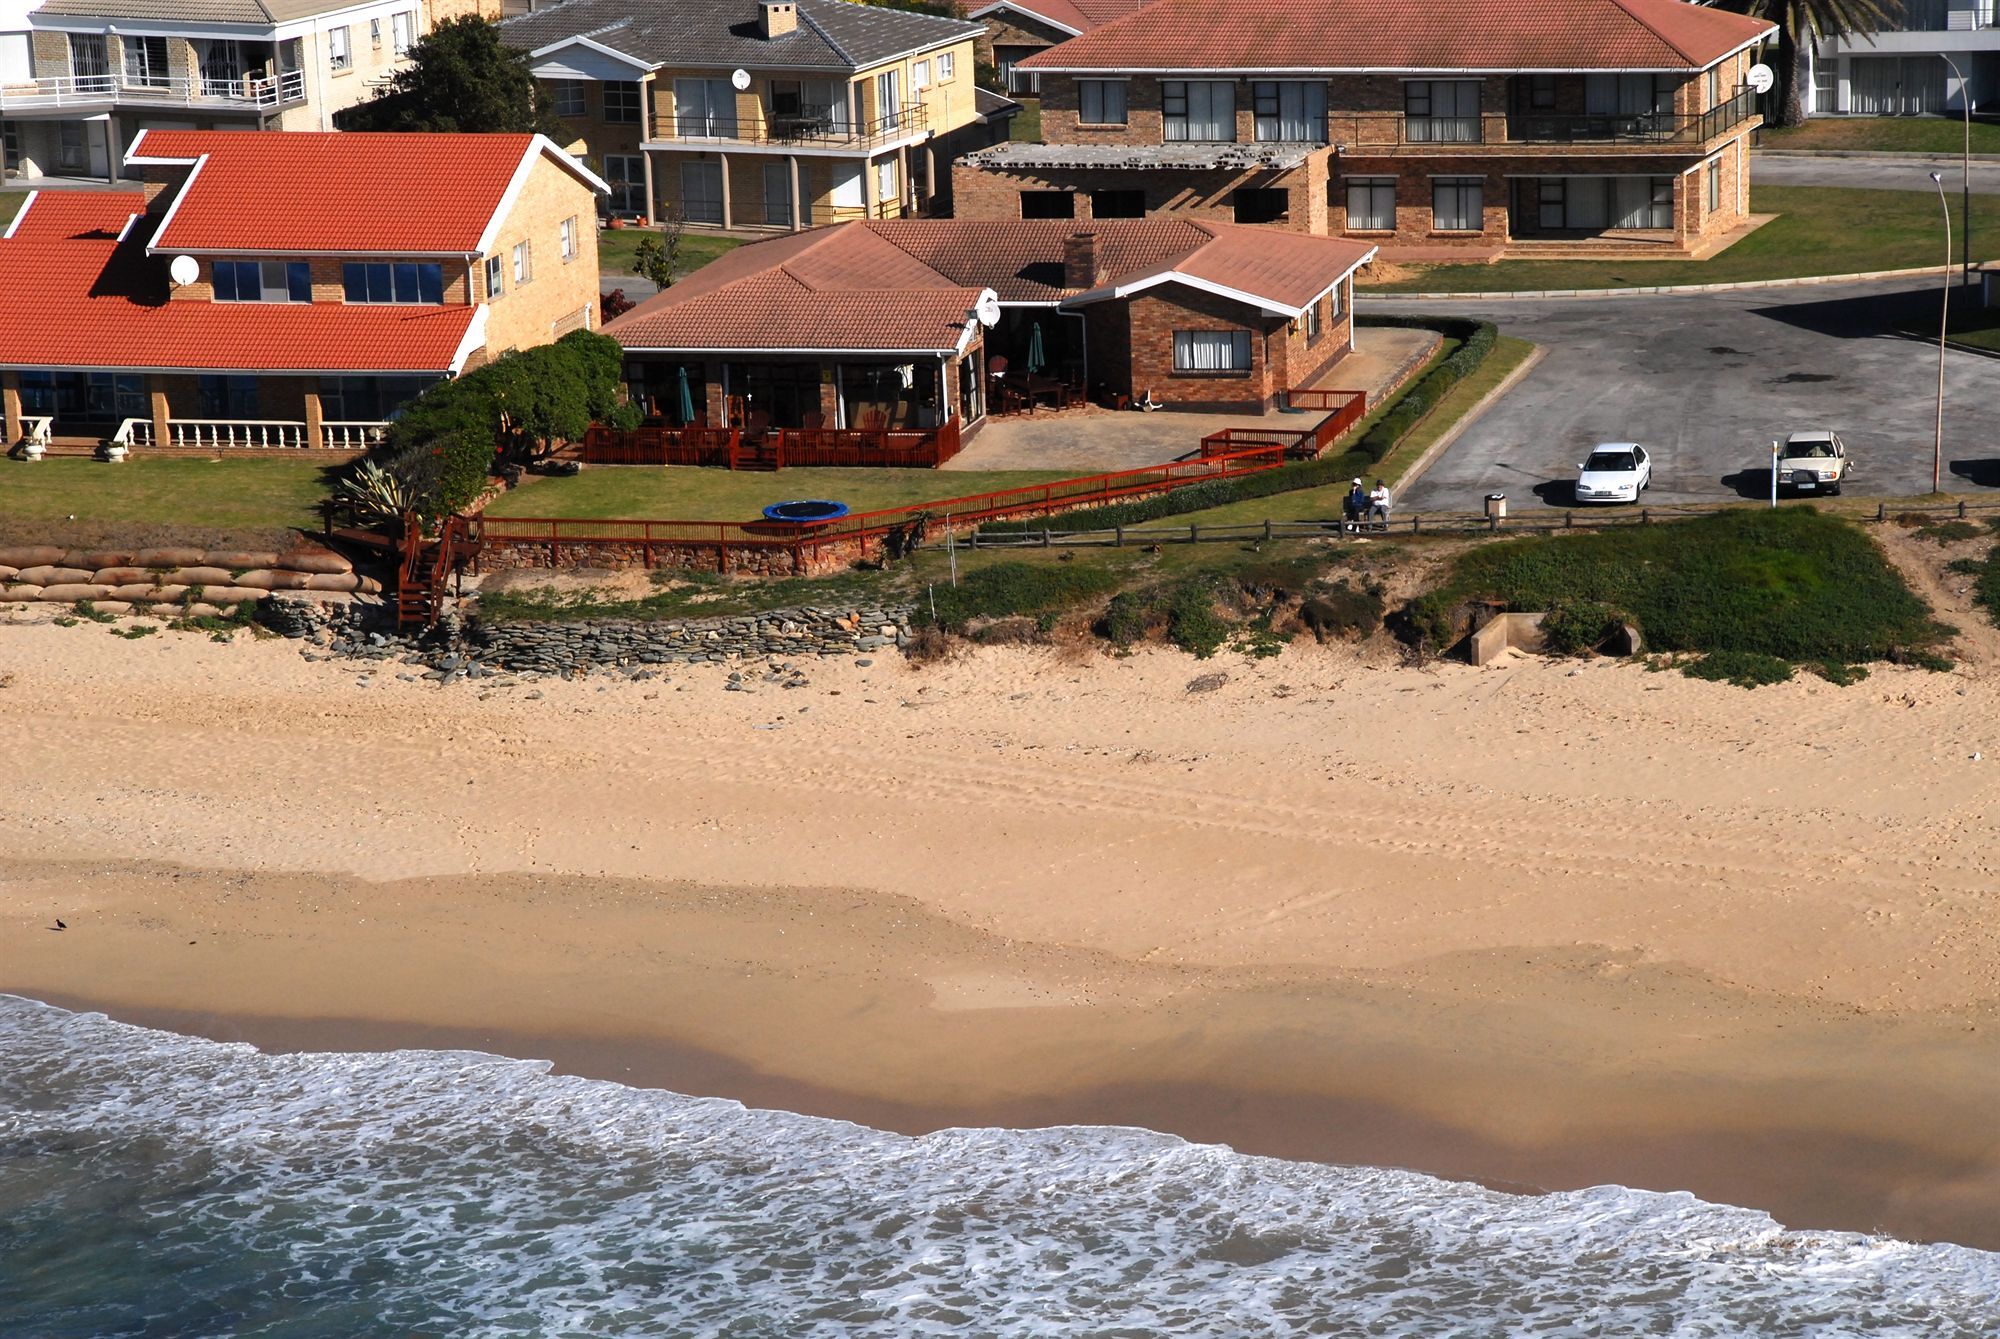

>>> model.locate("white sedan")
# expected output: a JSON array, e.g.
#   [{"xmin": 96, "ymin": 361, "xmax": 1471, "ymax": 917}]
[{"xmin": 1573, "ymin": 443, "xmax": 1652, "ymax": 505}]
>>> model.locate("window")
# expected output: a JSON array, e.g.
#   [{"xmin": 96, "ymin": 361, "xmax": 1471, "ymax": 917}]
[
  {"xmin": 681, "ymin": 160, "xmax": 723, "ymax": 224},
  {"xmin": 770, "ymin": 79, "xmax": 802, "ymax": 116},
  {"xmin": 392, "ymin": 11, "xmax": 414, "ymax": 54},
  {"xmin": 604, "ymin": 80, "xmax": 642, "ymax": 124},
  {"xmin": 1020, "ymin": 189, "xmax": 1075, "ymax": 219},
  {"xmin": 121, "ymin": 36, "xmax": 169, "ymax": 88},
  {"xmin": 913, "ymin": 60, "xmax": 930, "ymax": 90},
  {"xmin": 1163, "ymin": 80, "xmax": 1234, "ymax": 142},
  {"xmin": 213, "ymin": 260, "xmax": 311, "ymax": 302},
  {"xmin": 484, "ymin": 254, "xmax": 504, "ymax": 300},
  {"xmin": 1405, "ymin": 80, "xmax": 1480, "ymax": 142},
  {"xmin": 876, "ymin": 69, "xmax": 901, "ymax": 129},
  {"xmin": 1530, "ymin": 176, "xmax": 1670, "ymax": 231},
  {"xmin": 1584, "ymin": 73, "xmax": 1672, "ymax": 118},
  {"xmin": 319, "ymin": 375, "xmax": 434, "ymax": 422},
  {"xmin": 549, "ymin": 79, "xmax": 585, "ymax": 117},
  {"xmin": 560, "ymin": 215, "xmax": 580, "ymax": 260},
  {"xmin": 197, "ymin": 375, "xmax": 259, "ymax": 418},
  {"xmin": 341, "ymin": 262, "xmax": 445, "ymax": 303},
  {"xmin": 1706, "ymin": 66, "xmax": 1720, "ymax": 108},
  {"xmin": 1431, "ymin": 176, "xmax": 1484, "ymax": 231},
  {"xmin": 1077, "ymin": 79, "xmax": 1127, "ymax": 126},
  {"xmin": 605, "ymin": 153, "xmax": 647, "ymax": 214},
  {"xmin": 1253, "ymin": 81, "xmax": 1326, "ymax": 143},
  {"xmin": 512, "ymin": 241, "xmax": 533, "ymax": 285},
  {"xmin": 1707, "ymin": 158, "xmax": 1721, "ymax": 213},
  {"xmin": 673, "ymin": 78, "xmax": 731, "ymax": 135},
  {"xmin": 1232, "ymin": 187, "xmax": 1288, "ymax": 224},
  {"xmin": 1173, "ymin": 330, "xmax": 1251, "ymax": 374},
  {"xmin": 938, "ymin": 52, "xmax": 954, "ymax": 81},
  {"xmin": 1304, "ymin": 300, "xmax": 1322, "ymax": 343},
  {"xmin": 1089, "ymin": 188, "xmax": 1145, "ymax": 218},
  {"xmin": 327, "ymin": 26, "xmax": 350, "ymax": 72},
  {"xmin": 1811, "ymin": 56, "xmax": 1837, "ymax": 113},
  {"xmin": 20, "ymin": 371, "xmax": 145, "ymax": 421},
  {"xmin": 1528, "ymin": 73, "xmax": 1555, "ymax": 110},
  {"xmin": 831, "ymin": 162, "xmax": 864, "ymax": 210},
  {"xmin": 763, "ymin": 162, "xmax": 792, "ymax": 227},
  {"xmin": 370, "ymin": 18, "xmax": 382, "ymax": 49},
  {"xmin": 69, "ymin": 34, "xmax": 107, "ymax": 80},
  {"xmin": 876, "ymin": 158, "xmax": 897, "ymax": 209},
  {"xmin": 1328, "ymin": 279, "xmax": 1343, "ymax": 318},
  {"xmin": 1344, "ymin": 176, "xmax": 1396, "ymax": 231}
]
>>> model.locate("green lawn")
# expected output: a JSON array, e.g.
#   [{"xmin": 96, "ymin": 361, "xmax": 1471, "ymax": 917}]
[
  {"xmin": 484, "ymin": 464, "xmax": 1079, "ymax": 521},
  {"xmin": 1, "ymin": 192, "xmax": 26, "ymax": 230},
  {"xmin": 1362, "ymin": 186, "xmax": 1989, "ymax": 292},
  {"xmin": 0, "ymin": 457, "xmax": 335, "ymax": 531},
  {"xmin": 1009, "ymin": 99, "xmax": 1041, "ymax": 142},
  {"xmin": 1761, "ymin": 117, "xmax": 2000, "ymax": 155},
  {"xmin": 597, "ymin": 225, "xmax": 745, "ymax": 281}
]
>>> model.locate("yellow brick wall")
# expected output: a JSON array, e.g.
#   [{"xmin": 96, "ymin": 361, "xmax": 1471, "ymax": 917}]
[{"xmin": 477, "ymin": 153, "xmax": 604, "ymax": 354}]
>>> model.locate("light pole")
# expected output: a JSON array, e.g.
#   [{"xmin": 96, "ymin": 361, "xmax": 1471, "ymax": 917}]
[
  {"xmin": 1938, "ymin": 52, "xmax": 1972, "ymax": 287},
  {"xmin": 1932, "ymin": 171, "xmax": 1950, "ymax": 496}
]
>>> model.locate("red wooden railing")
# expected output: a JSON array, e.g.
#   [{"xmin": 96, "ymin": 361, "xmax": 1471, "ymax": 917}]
[
  {"xmin": 477, "ymin": 444, "xmax": 1290, "ymax": 568},
  {"xmin": 1199, "ymin": 390, "xmax": 1366, "ymax": 460},
  {"xmin": 580, "ymin": 419, "xmax": 962, "ymax": 470}
]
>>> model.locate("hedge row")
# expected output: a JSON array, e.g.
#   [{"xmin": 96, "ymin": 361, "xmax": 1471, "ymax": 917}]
[{"xmin": 981, "ymin": 316, "xmax": 1497, "ymax": 535}]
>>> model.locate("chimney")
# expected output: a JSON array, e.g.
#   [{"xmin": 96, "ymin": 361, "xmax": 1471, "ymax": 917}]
[
  {"xmin": 759, "ymin": 0, "xmax": 796, "ymax": 37},
  {"xmin": 1062, "ymin": 230, "xmax": 1102, "ymax": 289}
]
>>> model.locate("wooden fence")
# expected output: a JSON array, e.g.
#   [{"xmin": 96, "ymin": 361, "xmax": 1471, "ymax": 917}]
[
  {"xmin": 579, "ymin": 418, "xmax": 963, "ymax": 470},
  {"xmin": 1199, "ymin": 390, "xmax": 1367, "ymax": 460}
]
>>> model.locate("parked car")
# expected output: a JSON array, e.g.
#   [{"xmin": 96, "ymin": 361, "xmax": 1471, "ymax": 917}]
[
  {"xmin": 1573, "ymin": 443, "xmax": 1652, "ymax": 504},
  {"xmin": 1777, "ymin": 430, "xmax": 1849, "ymax": 496}
]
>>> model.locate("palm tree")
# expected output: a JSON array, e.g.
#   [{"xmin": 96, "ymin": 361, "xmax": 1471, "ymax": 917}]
[{"xmin": 1716, "ymin": 0, "xmax": 1905, "ymax": 125}]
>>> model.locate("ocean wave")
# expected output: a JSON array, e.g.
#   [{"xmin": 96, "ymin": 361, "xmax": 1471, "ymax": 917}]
[{"xmin": 2, "ymin": 994, "xmax": 1997, "ymax": 1337}]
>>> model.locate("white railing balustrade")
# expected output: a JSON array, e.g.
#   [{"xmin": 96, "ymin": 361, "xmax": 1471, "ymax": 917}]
[
  {"xmin": 111, "ymin": 417, "xmax": 155, "ymax": 446},
  {"xmin": 16, "ymin": 415, "xmax": 53, "ymax": 444},
  {"xmin": 166, "ymin": 419, "xmax": 311, "ymax": 449},
  {"xmin": 319, "ymin": 420, "xmax": 391, "ymax": 449},
  {"xmin": 0, "ymin": 69, "xmax": 306, "ymax": 111}
]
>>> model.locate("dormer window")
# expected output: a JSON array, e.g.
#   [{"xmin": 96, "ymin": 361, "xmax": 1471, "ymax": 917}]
[
  {"xmin": 213, "ymin": 260, "xmax": 311, "ymax": 302},
  {"xmin": 343, "ymin": 261, "xmax": 445, "ymax": 304}
]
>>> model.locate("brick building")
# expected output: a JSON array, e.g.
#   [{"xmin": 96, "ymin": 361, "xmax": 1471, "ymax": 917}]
[
  {"xmin": 964, "ymin": 0, "xmax": 1146, "ymax": 97},
  {"xmin": 0, "ymin": 129, "xmax": 605, "ymax": 450},
  {"xmin": 955, "ymin": 0, "xmax": 1778, "ymax": 260},
  {"xmin": 0, "ymin": 0, "xmax": 501, "ymax": 182},
  {"xmin": 606, "ymin": 217, "xmax": 1374, "ymax": 439},
  {"xmin": 498, "ymin": 0, "xmax": 1018, "ymax": 230}
]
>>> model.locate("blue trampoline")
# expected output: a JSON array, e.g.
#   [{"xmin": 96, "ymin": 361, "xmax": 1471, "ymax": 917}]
[{"xmin": 761, "ymin": 500, "xmax": 850, "ymax": 524}]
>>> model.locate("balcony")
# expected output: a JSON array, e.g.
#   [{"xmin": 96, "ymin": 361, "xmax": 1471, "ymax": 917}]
[
  {"xmin": 0, "ymin": 69, "xmax": 306, "ymax": 114},
  {"xmin": 647, "ymin": 103, "xmax": 930, "ymax": 153},
  {"xmin": 1329, "ymin": 88, "xmax": 1758, "ymax": 154},
  {"xmin": 113, "ymin": 415, "xmax": 386, "ymax": 450}
]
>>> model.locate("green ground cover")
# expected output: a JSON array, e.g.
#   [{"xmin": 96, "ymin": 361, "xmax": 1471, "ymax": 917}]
[
  {"xmin": 596, "ymin": 227, "xmax": 744, "ymax": 280},
  {"xmin": 1760, "ymin": 118, "xmax": 2000, "ymax": 155},
  {"xmin": 1362, "ymin": 187, "xmax": 1991, "ymax": 292},
  {"xmin": 1009, "ymin": 100, "xmax": 1041, "ymax": 142},
  {"xmin": 1405, "ymin": 507, "xmax": 1948, "ymax": 680},
  {"xmin": 0, "ymin": 457, "xmax": 335, "ymax": 532},
  {"xmin": 482, "ymin": 464, "xmax": 1077, "ymax": 521}
]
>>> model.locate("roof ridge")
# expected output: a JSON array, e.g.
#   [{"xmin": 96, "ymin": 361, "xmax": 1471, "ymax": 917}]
[
  {"xmin": 851, "ymin": 220, "xmax": 957, "ymax": 284},
  {"xmin": 1601, "ymin": 0, "xmax": 1698, "ymax": 66},
  {"xmin": 795, "ymin": 4, "xmax": 858, "ymax": 67}
]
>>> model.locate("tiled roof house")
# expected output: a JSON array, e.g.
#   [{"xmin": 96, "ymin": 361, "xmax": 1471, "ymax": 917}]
[
  {"xmin": 0, "ymin": 0, "xmax": 502, "ymax": 183},
  {"xmin": 956, "ymin": 0, "xmax": 1779, "ymax": 261},
  {"xmin": 965, "ymin": 0, "xmax": 1148, "ymax": 97},
  {"xmin": 0, "ymin": 129, "xmax": 605, "ymax": 451},
  {"xmin": 498, "ymin": 0, "xmax": 1018, "ymax": 230}
]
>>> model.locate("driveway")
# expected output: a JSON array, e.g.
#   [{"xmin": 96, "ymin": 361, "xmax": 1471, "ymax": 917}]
[
  {"xmin": 1397, "ymin": 276, "xmax": 2000, "ymax": 511},
  {"xmin": 1755, "ymin": 152, "xmax": 2000, "ymax": 195}
]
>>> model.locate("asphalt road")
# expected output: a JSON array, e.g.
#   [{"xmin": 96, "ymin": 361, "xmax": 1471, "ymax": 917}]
[
  {"xmin": 1397, "ymin": 277, "xmax": 2000, "ymax": 512},
  {"xmin": 1754, "ymin": 152, "xmax": 2000, "ymax": 195}
]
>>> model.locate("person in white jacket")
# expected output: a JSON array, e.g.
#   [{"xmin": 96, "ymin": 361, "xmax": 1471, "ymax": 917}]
[{"xmin": 1368, "ymin": 480, "xmax": 1392, "ymax": 530}]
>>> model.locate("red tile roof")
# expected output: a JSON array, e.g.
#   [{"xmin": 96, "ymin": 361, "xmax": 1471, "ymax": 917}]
[
  {"xmin": 970, "ymin": 0, "xmax": 1148, "ymax": 37},
  {"xmin": 0, "ymin": 190, "xmax": 480, "ymax": 374},
  {"xmin": 1021, "ymin": 0, "xmax": 1776, "ymax": 71},
  {"xmin": 603, "ymin": 218, "xmax": 1375, "ymax": 352},
  {"xmin": 130, "ymin": 130, "xmax": 598, "ymax": 256}
]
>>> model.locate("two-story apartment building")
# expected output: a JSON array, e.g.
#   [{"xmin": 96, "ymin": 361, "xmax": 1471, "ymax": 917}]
[
  {"xmin": 497, "ymin": 0, "xmax": 1015, "ymax": 230},
  {"xmin": 956, "ymin": 0, "xmax": 1777, "ymax": 260},
  {"xmin": 1805, "ymin": 0, "xmax": 1997, "ymax": 115},
  {"xmin": 1, "ymin": 0, "xmax": 500, "ymax": 182},
  {"xmin": 0, "ymin": 129, "xmax": 604, "ymax": 450}
]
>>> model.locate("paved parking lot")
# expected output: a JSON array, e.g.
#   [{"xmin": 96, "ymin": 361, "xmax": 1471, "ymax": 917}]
[{"xmin": 1397, "ymin": 277, "xmax": 2000, "ymax": 512}]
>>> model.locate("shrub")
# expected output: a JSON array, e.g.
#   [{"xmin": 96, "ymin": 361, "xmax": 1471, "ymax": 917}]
[
  {"xmin": 915, "ymin": 562, "xmax": 1121, "ymax": 632},
  {"xmin": 1098, "ymin": 590, "xmax": 1151, "ymax": 647},
  {"xmin": 1684, "ymin": 650, "xmax": 1795, "ymax": 687},
  {"xmin": 1164, "ymin": 578, "xmax": 1229, "ymax": 658},
  {"xmin": 1352, "ymin": 317, "xmax": 1497, "ymax": 464},
  {"xmin": 1538, "ymin": 600, "xmax": 1622, "ymax": 655}
]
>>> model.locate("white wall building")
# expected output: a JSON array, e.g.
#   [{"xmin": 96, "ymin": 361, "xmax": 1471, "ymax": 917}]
[{"xmin": 1806, "ymin": 0, "xmax": 2000, "ymax": 115}]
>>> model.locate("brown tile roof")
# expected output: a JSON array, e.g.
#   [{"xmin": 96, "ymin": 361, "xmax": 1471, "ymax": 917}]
[
  {"xmin": 969, "ymin": 0, "xmax": 1148, "ymax": 37},
  {"xmin": 1020, "ymin": 0, "xmax": 1776, "ymax": 72},
  {"xmin": 603, "ymin": 218, "xmax": 1376, "ymax": 352}
]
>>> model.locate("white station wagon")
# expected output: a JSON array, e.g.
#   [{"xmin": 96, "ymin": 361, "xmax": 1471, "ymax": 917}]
[{"xmin": 1777, "ymin": 431, "xmax": 1850, "ymax": 496}]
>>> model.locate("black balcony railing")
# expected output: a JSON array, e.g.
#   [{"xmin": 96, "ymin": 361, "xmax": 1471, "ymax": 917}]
[{"xmin": 1505, "ymin": 87, "xmax": 1758, "ymax": 146}]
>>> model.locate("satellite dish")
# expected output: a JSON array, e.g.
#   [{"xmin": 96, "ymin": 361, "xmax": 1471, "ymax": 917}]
[
  {"xmin": 974, "ymin": 288, "xmax": 1001, "ymax": 327},
  {"xmin": 1746, "ymin": 63, "xmax": 1775, "ymax": 95},
  {"xmin": 731, "ymin": 68, "xmax": 751, "ymax": 91},
  {"xmin": 168, "ymin": 254, "xmax": 199, "ymax": 287}
]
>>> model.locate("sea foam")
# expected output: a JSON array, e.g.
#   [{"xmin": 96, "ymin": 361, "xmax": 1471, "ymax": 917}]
[{"xmin": 2, "ymin": 994, "xmax": 1997, "ymax": 1337}]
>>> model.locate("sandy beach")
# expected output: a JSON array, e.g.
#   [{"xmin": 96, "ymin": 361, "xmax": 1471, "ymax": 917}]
[{"xmin": 5, "ymin": 609, "xmax": 2000, "ymax": 1249}]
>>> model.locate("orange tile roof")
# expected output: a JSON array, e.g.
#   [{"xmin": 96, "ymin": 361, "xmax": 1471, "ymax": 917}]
[
  {"xmin": 603, "ymin": 218, "xmax": 1375, "ymax": 352},
  {"xmin": 0, "ymin": 190, "xmax": 480, "ymax": 374},
  {"xmin": 1021, "ymin": 0, "xmax": 1776, "ymax": 71},
  {"xmin": 131, "ymin": 130, "xmax": 592, "ymax": 256}
]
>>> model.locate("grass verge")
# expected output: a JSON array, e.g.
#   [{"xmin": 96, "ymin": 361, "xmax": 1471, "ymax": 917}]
[
  {"xmin": 484, "ymin": 464, "xmax": 1078, "ymax": 521},
  {"xmin": 597, "ymin": 227, "xmax": 746, "ymax": 281},
  {"xmin": 0, "ymin": 457, "xmax": 336, "ymax": 532},
  {"xmin": 1760, "ymin": 118, "xmax": 2000, "ymax": 155},
  {"xmin": 1361, "ymin": 186, "xmax": 1994, "ymax": 293},
  {"xmin": 1403, "ymin": 507, "xmax": 1950, "ymax": 680},
  {"xmin": 1892, "ymin": 301, "xmax": 2000, "ymax": 355}
]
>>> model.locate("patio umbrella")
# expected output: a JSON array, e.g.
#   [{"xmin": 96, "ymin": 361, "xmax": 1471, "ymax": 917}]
[
  {"xmin": 1025, "ymin": 321, "xmax": 1047, "ymax": 375},
  {"xmin": 676, "ymin": 365, "xmax": 696, "ymax": 425}
]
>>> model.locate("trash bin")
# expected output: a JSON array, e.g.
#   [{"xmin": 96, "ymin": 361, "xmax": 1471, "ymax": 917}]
[{"xmin": 1484, "ymin": 492, "xmax": 1507, "ymax": 521}]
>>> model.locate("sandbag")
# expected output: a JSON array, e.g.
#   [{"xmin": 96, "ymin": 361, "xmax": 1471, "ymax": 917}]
[
  {"xmin": 232, "ymin": 569, "xmax": 312, "ymax": 591},
  {"xmin": 0, "ymin": 546, "xmax": 63, "ymax": 568},
  {"xmin": 178, "ymin": 603, "xmax": 223, "ymax": 621},
  {"xmin": 93, "ymin": 567, "xmax": 148, "ymax": 586},
  {"xmin": 118, "ymin": 584, "xmax": 187, "ymax": 603},
  {"xmin": 88, "ymin": 600, "xmax": 133, "ymax": 617},
  {"xmin": 277, "ymin": 549, "xmax": 353, "ymax": 576},
  {"xmin": 166, "ymin": 566, "xmax": 235, "ymax": 587},
  {"xmin": 202, "ymin": 586, "xmax": 265, "ymax": 604},
  {"xmin": 16, "ymin": 565, "xmax": 95, "ymax": 586},
  {"xmin": 39, "ymin": 583, "xmax": 116, "ymax": 603},
  {"xmin": 206, "ymin": 550, "xmax": 280, "ymax": 570},
  {"xmin": 303, "ymin": 572, "xmax": 361, "ymax": 592},
  {"xmin": 132, "ymin": 547, "xmax": 207, "ymax": 568},
  {"xmin": 0, "ymin": 566, "xmax": 17, "ymax": 582},
  {"xmin": 69, "ymin": 550, "xmax": 133, "ymax": 570},
  {"xmin": 355, "ymin": 576, "xmax": 383, "ymax": 595}
]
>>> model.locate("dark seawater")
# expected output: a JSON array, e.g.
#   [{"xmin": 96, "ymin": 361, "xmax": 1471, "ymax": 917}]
[{"xmin": 3, "ymin": 994, "xmax": 1998, "ymax": 1337}]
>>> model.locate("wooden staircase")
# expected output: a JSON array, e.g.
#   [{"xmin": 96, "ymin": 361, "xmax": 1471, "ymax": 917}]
[{"xmin": 394, "ymin": 513, "xmax": 477, "ymax": 631}]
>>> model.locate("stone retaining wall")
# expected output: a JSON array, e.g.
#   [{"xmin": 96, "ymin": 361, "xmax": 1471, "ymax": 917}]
[
  {"xmin": 476, "ymin": 535, "xmax": 866, "ymax": 578},
  {"xmin": 0, "ymin": 543, "xmax": 378, "ymax": 618},
  {"xmin": 466, "ymin": 605, "xmax": 914, "ymax": 673}
]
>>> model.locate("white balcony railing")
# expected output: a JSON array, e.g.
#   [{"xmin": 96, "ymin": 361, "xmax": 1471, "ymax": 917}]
[
  {"xmin": 114, "ymin": 416, "xmax": 387, "ymax": 449},
  {"xmin": 320, "ymin": 420, "xmax": 391, "ymax": 449},
  {"xmin": 14, "ymin": 415, "xmax": 54, "ymax": 444},
  {"xmin": 0, "ymin": 69, "xmax": 305, "ymax": 112}
]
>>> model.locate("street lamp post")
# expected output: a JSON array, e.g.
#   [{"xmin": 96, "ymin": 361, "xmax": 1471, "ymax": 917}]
[
  {"xmin": 1932, "ymin": 171, "xmax": 1950, "ymax": 496},
  {"xmin": 1939, "ymin": 52, "xmax": 1972, "ymax": 287}
]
